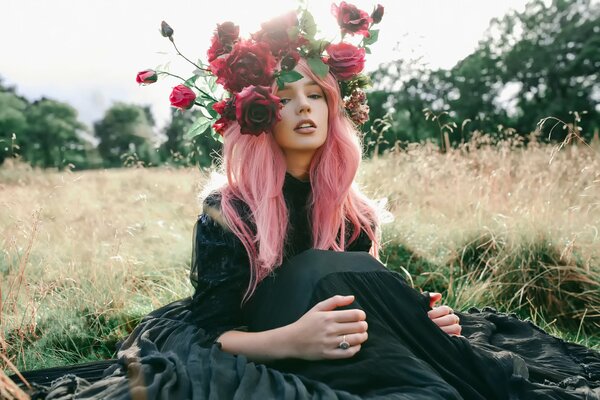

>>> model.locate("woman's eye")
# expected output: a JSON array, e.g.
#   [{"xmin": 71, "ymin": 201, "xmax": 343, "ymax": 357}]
[
  {"xmin": 309, "ymin": 94, "xmax": 323, "ymax": 100},
  {"xmin": 280, "ymin": 98, "xmax": 291, "ymax": 105}
]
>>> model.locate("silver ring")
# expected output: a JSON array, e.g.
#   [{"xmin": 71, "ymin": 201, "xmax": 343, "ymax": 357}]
[{"xmin": 338, "ymin": 335, "xmax": 350, "ymax": 350}]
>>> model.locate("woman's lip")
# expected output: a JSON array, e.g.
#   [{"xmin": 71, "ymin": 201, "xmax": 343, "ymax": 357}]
[{"xmin": 294, "ymin": 127, "xmax": 317, "ymax": 134}]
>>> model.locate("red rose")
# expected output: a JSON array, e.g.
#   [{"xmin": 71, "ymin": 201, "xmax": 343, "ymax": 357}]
[
  {"xmin": 371, "ymin": 4, "xmax": 384, "ymax": 24},
  {"xmin": 252, "ymin": 11, "xmax": 301, "ymax": 56},
  {"xmin": 212, "ymin": 97, "xmax": 237, "ymax": 135},
  {"xmin": 331, "ymin": 2, "xmax": 372, "ymax": 37},
  {"xmin": 325, "ymin": 42, "xmax": 366, "ymax": 81},
  {"xmin": 209, "ymin": 40, "xmax": 276, "ymax": 92},
  {"xmin": 136, "ymin": 69, "xmax": 158, "ymax": 85},
  {"xmin": 235, "ymin": 85, "xmax": 281, "ymax": 136},
  {"xmin": 169, "ymin": 85, "xmax": 196, "ymax": 110},
  {"xmin": 207, "ymin": 22, "xmax": 240, "ymax": 62}
]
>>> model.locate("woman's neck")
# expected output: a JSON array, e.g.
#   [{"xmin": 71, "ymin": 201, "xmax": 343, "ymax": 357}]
[{"xmin": 284, "ymin": 151, "xmax": 313, "ymax": 181}]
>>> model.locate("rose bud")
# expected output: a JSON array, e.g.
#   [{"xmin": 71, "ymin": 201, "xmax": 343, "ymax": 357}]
[
  {"xmin": 169, "ymin": 85, "xmax": 196, "ymax": 110},
  {"xmin": 135, "ymin": 69, "xmax": 158, "ymax": 85},
  {"xmin": 212, "ymin": 97, "xmax": 237, "ymax": 135},
  {"xmin": 161, "ymin": 21, "xmax": 174, "ymax": 38},
  {"xmin": 371, "ymin": 4, "xmax": 384, "ymax": 24},
  {"xmin": 280, "ymin": 51, "xmax": 300, "ymax": 71},
  {"xmin": 235, "ymin": 85, "xmax": 281, "ymax": 136}
]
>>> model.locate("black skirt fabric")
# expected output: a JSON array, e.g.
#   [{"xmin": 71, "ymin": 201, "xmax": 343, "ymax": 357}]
[{"xmin": 14, "ymin": 249, "xmax": 600, "ymax": 399}]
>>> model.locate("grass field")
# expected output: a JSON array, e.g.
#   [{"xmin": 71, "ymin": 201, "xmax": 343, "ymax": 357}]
[{"xmin": 1, "ymin": 134, "xmax": 599, "ymax": 374}]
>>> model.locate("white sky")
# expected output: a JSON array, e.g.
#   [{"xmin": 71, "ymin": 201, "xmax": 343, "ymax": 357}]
[{"xmin": 1, "ymin": 0, "xmax": 529, "ymax": 132}]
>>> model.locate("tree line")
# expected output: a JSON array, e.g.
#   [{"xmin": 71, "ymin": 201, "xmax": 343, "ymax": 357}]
[{"xmin": 0, "ymin": 0, "xmax": 598, "ymax": 170}]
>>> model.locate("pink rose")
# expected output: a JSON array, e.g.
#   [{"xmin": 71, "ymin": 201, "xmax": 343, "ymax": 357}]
[
  {"xmin": 235, "ymin": 85, "xmax": 281, "ymax": 136},
  {"xmin": 136, "ymin": 69, "xmax": 157, "ymax": 85},
  {"xmin": 331, "ymin": 2, "xmax": 372, "ymax": 37},
  {"xmin": 169, "ymin": 85, "xmax": 196, "ymax": 110},
  {"xmin": 325, "ymin": 42, "xmax": 366, "ymax": 81}
]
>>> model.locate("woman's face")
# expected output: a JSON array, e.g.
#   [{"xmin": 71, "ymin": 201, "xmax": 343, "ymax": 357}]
[{"xmin": 272, "ymin": 73, "xmax": 329, "ymax": 158}]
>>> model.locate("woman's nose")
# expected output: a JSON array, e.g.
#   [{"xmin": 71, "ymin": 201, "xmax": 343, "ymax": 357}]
[{"xmin": 296, "ymin": 96, "xmax": 311, "ymax": 114}]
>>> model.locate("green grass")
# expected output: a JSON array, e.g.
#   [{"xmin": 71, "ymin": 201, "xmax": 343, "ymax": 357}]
[{"xmin": 2, "ymin": 136, "xmax": 599, "ymax": 373}]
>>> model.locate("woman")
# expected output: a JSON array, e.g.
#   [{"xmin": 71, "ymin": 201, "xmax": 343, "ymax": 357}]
[{"xmin": 13, "ymin": 5, "xmax": 600, "ymax": 399}]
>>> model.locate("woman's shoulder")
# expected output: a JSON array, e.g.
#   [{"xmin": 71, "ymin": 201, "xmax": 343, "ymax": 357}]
[
  {"xmin": 201, "ymin": 190, "xmax": 229, "ymax": 232},
  {"xmin": 199, "ymin": 189, "xmax": 252, "ymax": 233}
]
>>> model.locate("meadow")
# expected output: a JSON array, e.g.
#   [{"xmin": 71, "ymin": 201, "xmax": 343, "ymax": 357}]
[{"xmin": 1, "ymin": 132, "xmax": 599, "ymax": 374}]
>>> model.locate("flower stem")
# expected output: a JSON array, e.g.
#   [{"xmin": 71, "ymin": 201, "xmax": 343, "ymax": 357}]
[
  {"xmin": 170, "ymin": 38, "xmax": 210, "ymax": 72},
  {"xmin": 157, "ymin": 70, "xmax": 218, "ymax": 103}
]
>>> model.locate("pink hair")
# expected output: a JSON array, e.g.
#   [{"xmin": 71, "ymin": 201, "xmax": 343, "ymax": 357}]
[{"xmin": 217, "ymin": 59, "xmax": 380, "ymax": 302}]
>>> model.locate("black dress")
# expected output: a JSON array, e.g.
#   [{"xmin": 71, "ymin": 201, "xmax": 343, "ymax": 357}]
[{"xmin": 15, "ymin": 173, "xmax": 600, "ymax": 399}]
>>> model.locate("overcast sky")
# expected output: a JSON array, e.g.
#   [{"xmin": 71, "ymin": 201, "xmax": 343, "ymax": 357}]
[{"xmin": 1, "ymin": 0, "xmax": 529, "ymax": 132}]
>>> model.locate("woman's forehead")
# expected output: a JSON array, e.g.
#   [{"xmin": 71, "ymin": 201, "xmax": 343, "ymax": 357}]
[{"xmin": 279, "ymin": 76, "xmax": 321, "ymax": 92}]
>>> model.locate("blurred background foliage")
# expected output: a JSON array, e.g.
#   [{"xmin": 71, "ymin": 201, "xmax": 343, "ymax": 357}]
[{"xmin": 0, "ymin": 0, "xmax": 598, "ymax": 170}]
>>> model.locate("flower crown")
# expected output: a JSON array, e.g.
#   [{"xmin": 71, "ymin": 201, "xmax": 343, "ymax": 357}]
[{"xmin": 136, "ymin": 2, "xmax": 384, "ymax": 140}]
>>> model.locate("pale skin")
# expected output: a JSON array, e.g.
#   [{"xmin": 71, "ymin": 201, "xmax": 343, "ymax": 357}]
[{"xmin": 217, "ymin": 72, "xmax": 461, "ymax": 363}]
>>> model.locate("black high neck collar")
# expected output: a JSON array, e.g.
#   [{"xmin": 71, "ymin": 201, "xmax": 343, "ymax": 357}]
[{"xmin": 283, "ymin": 172, "xmax": 311, "ymax": 202}]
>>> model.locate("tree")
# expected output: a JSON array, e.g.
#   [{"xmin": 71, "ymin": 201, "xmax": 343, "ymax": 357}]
[
  {"xmin": 94, "ymin": 103, "xmax": 159, "ymax": 167},
  {"xmin": 0, "ymin": 92, "xmax": 29, "ymax": 165},
  {"xmin": 24, "ymin": 98, "xmax": 88, "ymax": 169},
  {"xmin": 159, "ymin": 108, "xmax": 221, "ymax": 167}
]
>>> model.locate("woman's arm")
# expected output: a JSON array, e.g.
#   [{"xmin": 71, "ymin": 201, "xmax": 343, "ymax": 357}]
[{"xmin": 217, "ymin": 295, "xmax": 368, "ymax": 363}]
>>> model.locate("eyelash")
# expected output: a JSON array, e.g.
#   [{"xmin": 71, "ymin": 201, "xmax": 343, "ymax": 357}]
[{"xmin": 280, "ymin": 94, "xmax": 323, "ymax": 105}]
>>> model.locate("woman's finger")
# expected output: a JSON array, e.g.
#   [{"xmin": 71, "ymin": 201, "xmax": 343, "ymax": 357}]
[
  {"xmin": 330, "ymin": 309, "xmax": 367, "ymax": 323},
  {"xmin": 335, "ymin": 320, "xmax": 369, "ymax": 334},
  {"xmin": 329, "ymin": 343, "xmax": 362, "ymax": 359},
  {"xmin": 441, "ymin": 324, "xmax": 462, "ymax": 336},
  {"xmin": 428, "ymin": 292, "xmax": 443, "ymax": 308},
  {"xmin": 331, "ymin": 332, "xmax": 368, "ymax": 351},
  {"xmin": 427, "ymin": 305, "xmax": 453, "ymax": 319},
  {"xmin": 431, "ymin": 313, "xmax": 460, "ymax": 327}
]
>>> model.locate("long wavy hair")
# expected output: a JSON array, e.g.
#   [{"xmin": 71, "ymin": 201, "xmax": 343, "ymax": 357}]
[{"xmin": 216, "ymin": 59, "xmax": 380, "ymax": 302}]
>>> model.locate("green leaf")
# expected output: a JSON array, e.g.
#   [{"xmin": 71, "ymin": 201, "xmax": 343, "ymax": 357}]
[
  {"xmin": 185, "ymin": 115, "xmax": 212, "ymax": 140},
  {"xmin": 279, "ymin": 70, "xmax": 303, "ymax": 83},
  {"xmin": 364, "ymin": 47, "xmax": 372, "ymax": 54},
  {"xmin": 307, "ymin": 57, "xmax": 329, "ymax": 78},
  {"xmin": 300, "ymin": 10, "xmax": 317, "ymax": 39},
  {"xmin": 363, "ymin": 29, "xmax": 379, "ymax": 46},
  {"xmin": 192, "ymin": 68, "xmax": 208, "ymax": 77},
  {"xmin": 210, "ymin": 127, "xmax": 224, "ymax": 143},
  {"xmin": 276, "ymin": 77, "xmax": 285, "ymax": 90},
  {"xmin": 206, "ymin": 101, "xmax": 218, "ymax": 118},
  {"xmin": 207, "ymin": 75, "xmax": 218, "ymax": 92},
  {"xmin": 184, "ymin": 74, "xmax": 199, "ymax": 88}
]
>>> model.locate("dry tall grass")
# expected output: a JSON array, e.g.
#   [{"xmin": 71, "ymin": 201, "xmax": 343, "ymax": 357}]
[{"xmin": 1, "ymin": 133, "xmax": 599, "ymax": 371}]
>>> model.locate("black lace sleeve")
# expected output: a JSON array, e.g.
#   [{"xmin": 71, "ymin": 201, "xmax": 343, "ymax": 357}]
[{"xmin": 189, "ymin": 194, "xmax": 251, "ymax": 344}]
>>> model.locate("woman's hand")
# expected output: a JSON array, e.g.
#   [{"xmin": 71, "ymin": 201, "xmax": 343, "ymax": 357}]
[
  {"xmin": 285, "ymin": 295, "xmax": 368, "ymax": 361},
  {"xmin": 427, "ymin": 292, "xmax": 462, "ymax": 336}
]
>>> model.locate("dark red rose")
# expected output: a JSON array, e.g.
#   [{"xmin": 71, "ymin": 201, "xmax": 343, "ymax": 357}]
[
  {"xmin": 209, "ymin": 40, "xmax": 276, "ymax": 92},
  {"xmin": 235, "ymin": 85, "xmax": 281, "ymax": 136},
  {"xmin": 169, "ymin": 85, "xmax": 196, "ymax": 110},
  {"xmin": 331, "ymin": 2, "xmax": 372, "ymax": 37},
  {"xmin": 280, "ymin": 51, "xmax": 300, "ymax": 71},
  {"xmin": 252, "ymin": 11, "xmax": 301, "ymax": 56},
  {"xmin": 207, "ymin": 22, "xmax": 240, "ymax": 62},
  {"xmin": 136, "ymin": 69, "xmax": 158, "ymax": 85},
  {"xmin": 212, "ymin": 97, "xmax": 237, "ymax": 135},
  {"xmin": 371, "ymin": 4, "xmax": 384, "ymax": 24},
  {"xmin": 325, "ymin": 42, "xmax": 366, "ymax": 81}
]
